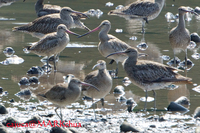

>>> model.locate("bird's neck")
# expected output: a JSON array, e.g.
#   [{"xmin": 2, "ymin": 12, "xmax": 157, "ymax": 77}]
[
  {"xmin": 177, "ymin": 13, "xmax": 186, "ymax": 30},
  {"xmin": 123, "ymin": 57, "xmax": 137, "ymax": 68},
  {"xmin": 68, "ymin": 83, "xmax": 81, "ymax": 92},
  {"xmin": 99, "ymin": 28, "xmax": 110, "ymax": 42},
  {"xmin": 35, "ymin": 0, "xmax": 44, "ymax": 12}
]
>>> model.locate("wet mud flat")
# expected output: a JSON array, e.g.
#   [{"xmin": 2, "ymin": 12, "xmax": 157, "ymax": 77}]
[{"xmin": 0, "ymin": 103, "xmax": 200, "ymax": 133}]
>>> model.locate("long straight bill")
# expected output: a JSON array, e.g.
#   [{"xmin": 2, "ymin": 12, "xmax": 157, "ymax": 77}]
[
  {"xmin": 66, "ymin": 29, "xmax": 81, "ymax": 36},
  {"xmin": 78, "ymin": 27, "xmax": 100, "ymax": 38}
]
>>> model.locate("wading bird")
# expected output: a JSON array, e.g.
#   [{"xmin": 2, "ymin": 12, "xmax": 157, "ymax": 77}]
[
  {"xmin": 78, "ymin": 20, "xmax": 131, "ymax": 76},
  {"xmin": 106, "ymin": 47, "xmax": 192, "ymax": 110},
  {"xmin": 38, "ymin": 77, "xmax": 99, "ymax": 121},
  {"xmin": 13, "ymin": 7, "xmax": 90, "ymax": 38},
  {"xmin": 82, "ymin": 60, "xmax": 112, "ymax": 119},
  {"xmin": 108, "ymin": 0, "xmax": 165, "ymax": 33},
  {"xmin": 25, "ymin": 24, "xmax": 80, "ymax": 72},
  {"xmin": 169, "ymin": 6, "xmax": 198, "ymax": 66}
]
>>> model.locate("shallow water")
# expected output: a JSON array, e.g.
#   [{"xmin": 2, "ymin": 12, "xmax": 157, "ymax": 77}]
[{"xmin": 0, "ymin": 0, "xmax": 200, "ymax": 132}]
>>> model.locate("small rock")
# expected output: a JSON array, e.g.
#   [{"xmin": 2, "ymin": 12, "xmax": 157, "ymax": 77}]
[
  {"xmin": 167, "ymin": 101, "xmax": 188, "ymax": 112},
  {"xmin": 18, "ymin": 77, "xmax": 30, "ymax": 86},
  {"xmin": 3, "ymin": 47, "xmax": 15, "ymax": 57},
  {"xmin": 191, "ymin": 32, "xmax": 200, "ymax": 43},
  {"xmin": 113, "ymin": 85, "xmax": 125, "ymax": 95},
  {"xmin": 137, "ymin": 42, "xmax": 148, "ymax": 50},
  {"xmin": 24, "ymin": 116, "xmax": 41, "ymax": 124},
  {"xmin": 195, "ymin": 7, "xmax": 200, "ymax": 14},
  {"xmin": 16, "ymin": 89, "xmax": 31, "ymax": 96},
  {"xmin": 194, "ymin": 107, "xmax": 200, "ymax": 118},
  {"xmin": 27, "ymin": 66, "xmax": 44, "ymax": 75},
  {"xmin": 50, "ymin": 126, "xmax": 72, "ymax": 133},
  {"xmin": 9, "ymin": 99, "xmax": 15, "ymax": 103},
  {"xmin": 0, "ymin": 105, "xmax": 8, "ymax": 114},
  {"xmin": 2, "ymin": 117, "xmax": 20, "ymax": 127},
  {"xmin": 29, "ymin": 76, "xmax": 39, "ymax": 84},
  {"xmin": 174, "ymin": 96, "xmax": 190, "ymax": 105},
  {"xmin": 120, "ymin": 121, "xmax": 140, "ymax": 132},
  {"xmin": 39, "ymin": 114, "xmax": 54, "ymax": 118},
  {"xmin": 167, "ymin": 57, "xmax": 181, "ymax": 66},
  {"xmin": 25, "ymin": 130, "xmax": 30, "ymax": 133},
  {"xmin": 0, "ymin": 87, "xmax": 3, "ymax": 94},
  {"xmin": 150, "ymin": 125, "xmax": 156, "ymax": 128}
]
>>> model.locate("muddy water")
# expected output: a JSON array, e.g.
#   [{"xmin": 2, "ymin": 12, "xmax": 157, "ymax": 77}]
[{"xmin": 0, "ymin": 0, "xmax": 200, "ymax": 132}]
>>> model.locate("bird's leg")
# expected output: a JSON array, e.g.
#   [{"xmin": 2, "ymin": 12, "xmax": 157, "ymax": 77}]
[
  {"xmin": 152, "ymin": 90, "xmax": 156, "ymax": 111},
  {"xmin": 92, "ymin": 98, "xmax": 97, "ymax": 120},
  {"xmin": 53, "ymin": 54, "xmax": 57, "ymax": 72},
  {"xmin": 173, "ymin": 50, "xmax": 177, "ymax": 67},
  {"xmin": 144, "ymin": 90, "xmax": 148, "ymax": 111},
  {"xmin": 115, "ymin": 63, "xmax": 119, "ymax": 77},
  {"xmin": 55, "ymin": 107, "xmax": 62, "ymax": 121},
  {"xmin": 47, "ymin": 56, "xmax": 50, "ymax": 73},
  {"xmin": 100, "ymin": 98, "xmax": 104, "ymax": 107},
  {"xmin": 185, "ymin": 49, "xmax": 188, "ymax": 67},
  {"xmin": 60, "ymin": 108, "xmax": 63, "ymax": 123}
]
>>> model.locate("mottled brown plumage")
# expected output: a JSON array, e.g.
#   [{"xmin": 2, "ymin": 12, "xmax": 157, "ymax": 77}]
[
  {"xmin": 12, "ymin": 7, "xmax": 90, "ymax": 38},
  {"xmin": 83, "ymin": 60, "xmax": 112, "ymax": 100},
  {"xmin": 34, "ymin": 0, "xmax": 61, "ymax": 17},
  {"xmin": 108, "ymin": 0, "xmax": 165, "ymax": 33},
  {"xmin": 169, "ymin": 6, "xmax": 198, "ymax": 65},
  {"xmin": 26, "ymin": 24, "xmax": 80, "ymax": 71},
  {"xmin": 106, "ymin": 47, "xmax": 192, "ymax": 109},
  {"xmin": 78, "ymin": 20, "xmax": 131, "ymax": 76},
  {"xmin": 39, "ymin": 77, "xmax": 99, "ymax": 121}
]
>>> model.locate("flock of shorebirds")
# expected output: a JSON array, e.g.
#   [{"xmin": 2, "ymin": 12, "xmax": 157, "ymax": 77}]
[{"xmin": 11, "ymin": 0, "xmax": 198, "ymax": 120}]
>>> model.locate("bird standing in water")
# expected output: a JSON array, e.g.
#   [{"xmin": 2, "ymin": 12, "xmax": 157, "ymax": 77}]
[
  {"xmin": 82, "ymin": 60, "xmax": 112, "ymax": 119},
  {"xmin": 38, "ymin": 77, "xmax": 99, "ymax": 121},
  {"xmin": 169, "ymin": 6, "xmax": 198, "ymax": 66},
  {"xmin": 25, "ymin": 24, "xmax": 80, "ymax": 72},
  {"xmin": 78, "ymin": 20, "xmax": 131, "ymax": 77},
  {"xmin": 13, "ymin": 7, "xmax": 90, "ymax": 38},
  {"xmin": 108, "ymin": 0, "xmax": 165, "ymax": 33},
  {"xmin": 106, "ymin": 47, "xmax": 192, "ymax": 110}
]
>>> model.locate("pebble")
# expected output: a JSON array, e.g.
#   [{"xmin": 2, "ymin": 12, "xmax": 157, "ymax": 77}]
[
  {"xmin": 120, "ymin": 121, "xmax": 140, "ymax": 132},
  {"xmin": 174, "ymin": 96, "xmax": 190, "ymax": 105},
  {"xmin": 3, "ymin": 47, "xmax": 15, "ymax": 57},
  {"xmin": 167, "ymin": 101, "xmax": 188, "ymax": 112},
  {"xmin": 29, "ymin": 76, "xmax": 39, "ymax": 84},
  {"xmin": 50, "ymin": 126, "xmax": 72, "ymax": 133},
  {"xmin": 24, "ymin": 116, "xmax": 41, "ymax": 124},
  {"xmin": 137, "ymin": 42, "xmax": 148, "ymax": 50},
  {"xmin": 27, "ymin": 66, "xmax": 44, "ymax": 75},
  {"xmin": 2, "ymin": 117, "xmax": 20, "ymax": 126},
  {"xmin": 9, "ymin": 98, "xmax": 15, "ymax": 103},
  {"xmin": 191, "ymin": 32, "xmax": 200, "ymax": 43},
  {"xmin": 0, "ymin": 105, "xmax": 8, "ymax": 114},
  {"xmin": 18, "ymin": 77, "xmax": 30, "ymax": 86},
  {"xmin": 0, "ymin": 87, "xmax": 3, "ymax": 94},
  {"xmin": 167, "ymin": 57, "xmax": 180, "ymax": 66},
  {"xmin": 193, "ymin": 107, "xmax": 200, "ymax": 118},
  {"xmin": 113, "ymin": 85, "xmax": 125, "ymax": 95}
]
